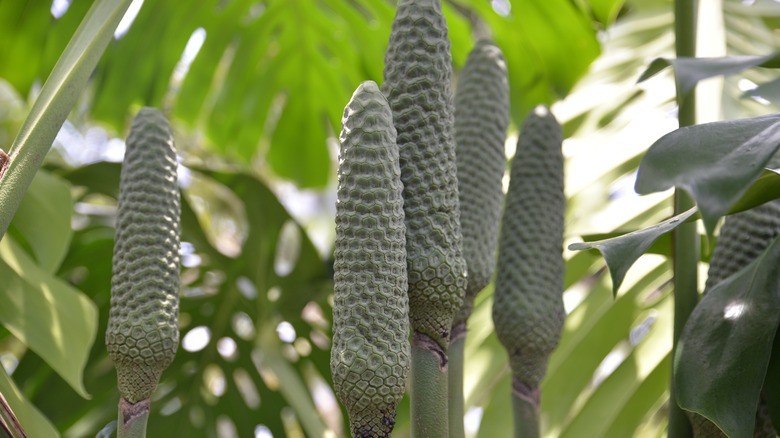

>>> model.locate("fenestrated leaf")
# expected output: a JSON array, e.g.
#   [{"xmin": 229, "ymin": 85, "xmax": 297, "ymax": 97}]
[
  {"xmin": 0, "ymin": 367, "xmax": 59, "ymax": 438},
  {"xmin": 0, "ymin": 237, "xmax": 97, "ymax": 399},
  {"xmin": 53, "ymin": 162, "xmax": 332, "ymax": 436},
  {"xmin": 635, "ymin": 113, "xmax": 780, "ymax": 234},
  {"xmin": 637, "ymin": 52, "xmax": 780, "ymax": 105},
  {"xmin": 568, "ymin": 208, "xmax": 696, "ymax": 295},
  {"xmin": 675, "ymin": 233, "xmax": 780, "ymax": 438},
  {"xmin": 402, "ymin": 0, "xmax": 602, "ymax": 125},
  {"xmin": 7, "ymin": 170, "xmax": 73, "ymax": 273}
]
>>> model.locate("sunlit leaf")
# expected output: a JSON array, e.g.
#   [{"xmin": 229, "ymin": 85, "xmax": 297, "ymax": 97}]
[
  {"xmin": 635, "ymin": 113, "xmax": 780, "ymax": 234},
  {"xmin": 568, "ymin": 208, "xmax": 696, "ymax": 295},
  {"xmin": 764, "ymin": 332, "xmax": 780, "ymax": 435},
  {"xmin": 7, "ymin": 170, "xmax": 73, "ymax": 273},
  {"xmin": 559, "ymin": 295, "xmax": 672, "ymax": 437},
  {"xmin": 675, "ymin": 233, "xmax": 780, "ymax": 438},
  {"xmin": 543, "ymin": 262, "xmax": 670, "ymax": 435},
  {"xmin": 0, "ymin": 237, "xmax": 97, "ymax": 399}
]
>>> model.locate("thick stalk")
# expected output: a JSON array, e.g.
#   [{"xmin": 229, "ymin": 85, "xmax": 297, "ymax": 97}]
[
  {"xmin": 511, "ymin": 378, "xmax": 540, "ymax": 438},
  {"xmin": 670, "ymin": 1, "xmax": 698, "ymax": 437},
  {"xmin": 117, "ymin": 398, "xmax": 150, "ymax": 438},
  {"xmin": 448, "ymin": 323, "xmax": 467, "ymax": 438},
  {"xmin": 411, "ymin": 333, "xmax": 448, "ymax": 438}
]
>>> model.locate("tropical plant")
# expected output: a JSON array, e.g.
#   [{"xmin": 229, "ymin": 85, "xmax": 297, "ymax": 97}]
[{"xmin": 3, "ymin": 0, "xmax": 780, "ymax": 437}]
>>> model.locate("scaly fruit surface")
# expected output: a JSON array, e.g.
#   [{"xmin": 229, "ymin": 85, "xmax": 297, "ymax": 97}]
[
  {"xmin": 492, "ymin": 106, "xmax": 565, "ymax": 388},
  {"xmin": 331, "ymin": 81, "xmax": 410, "ymax": 438},
  {"xmin": 106, "ymin": 107, "xmax": 181, "ymax": 404},
  {"xmin": 453, "ymin": 39, "xmax": 509, "ymax": 326},
  {"xmin": 382, "ymin": 0, "xmax": 466, "ymax": 350}
]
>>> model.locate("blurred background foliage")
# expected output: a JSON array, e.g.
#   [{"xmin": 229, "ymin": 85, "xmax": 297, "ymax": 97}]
[{"xmin": 1, "ymin": 0, "xmax": 780, "ymax": 437}]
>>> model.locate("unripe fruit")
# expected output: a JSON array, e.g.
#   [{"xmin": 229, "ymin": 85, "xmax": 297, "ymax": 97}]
[
  {"xmin": 106, "ymin": 107, "xmax": 181, "ymax": 404},
  {"xmin": 492, "ymin": 106, "xmax": 565, "ymax": 388},
  {"xmin": 331, "ymin": 81, "xmax": 410, "ymax": 438},
  {"xmin": 382, "ymin": 0, "xmax": 466, "ymax": 350},
  {"xmin": 453, "ymin": 39, "xmax": 509, "ymax": 326}
]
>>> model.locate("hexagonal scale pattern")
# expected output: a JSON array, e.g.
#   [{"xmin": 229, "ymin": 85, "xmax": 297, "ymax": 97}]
[
  {"xmin": 452, "ymin": 39, "xmax": 509, "ymax": 325},
  {"xmin": 106, "ymin": 108, "xmax": 181, "ymax": 404},
  {"xmin": 331, "ymin": 81, "xmax": 410, "ymax": 438},
  {"xmin": 381, "ymin": 0, "xmax": 466, "ymax": 349},
  {"xmin": 492, "ymin": 106, "xmax": 565, "ymax": 388}
]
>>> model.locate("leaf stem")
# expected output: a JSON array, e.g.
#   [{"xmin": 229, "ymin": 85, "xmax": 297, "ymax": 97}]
[
  {"xmin": 670, "ymin": 1, "xmax": 699, "ymax": 437},
  {"xmin": 511, "ymin": 377, "xmax": 540, "ymax": 438},
  {"xmin": 411, "ymin": 332, "xmax": 449, "ymax": 438},
  {"xmin": 117, "ymin": 398, "xmax": 150, "ymax": 438},
  {"xmin": 0, "ymin": 0, "xmax": 132, "ymax": 240},
  {"xmin": 448, "ymin": 322, "xmax": 467, "ymax": 438}
]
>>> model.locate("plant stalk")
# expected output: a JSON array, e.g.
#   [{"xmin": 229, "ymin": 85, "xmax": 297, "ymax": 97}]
[
  {"xmin": 0, "ymin": 0, "xmax": 132, "ymax": 241},
  {"xmin": 448, "ymin": 322, "xmax": 467, "ymax": 438},
  {"xmin": 411, "ymin": 332, "xmax": 449, "ymax": 438},
  {"xmin": 117, "ymin": 398, "xmax": 150, "ymax": 438},
  {"xmin": 511, "ymin": 377, "xmax": 540, "ymax": 438},
  {"xmin": 670, "ymin": 1, "xmax": 699, "ymax": 437}
]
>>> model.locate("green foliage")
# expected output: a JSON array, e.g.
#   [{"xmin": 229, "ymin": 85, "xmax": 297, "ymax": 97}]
[
  {"xmin": 6, "ymin": 0, "xmax": 780, "ymax": 437},
  {"xmin": 0, "ymin": 0, "xmax": 133, "ymax": 239},
  {"xmin": 676, "ymin": 234, "xmax": 780, "ymax": 438},
  {"xmin": 0, "ymin": 237, "xmax": 97, "ymax": 400},
  {"xmin": 638, "ymin": 52, "xmax": 780, "ymax": 107},
  {"xmin": 635, "ymin": 114, "xmax": 780, "ymax": 234}
]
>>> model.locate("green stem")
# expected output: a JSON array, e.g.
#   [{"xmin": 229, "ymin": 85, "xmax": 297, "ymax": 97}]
[
  {"xmin": 0, "ymin": 0, "xmax": 132, "ymax": 240},
  {"xmin": 448, "ymin": 322, "xmax": 467, "ymax": 438},
  {"xmin": 670, "ymin": 1, "xmax": 699, "ymax": 438},
  {"xmin": 117, "ymin": 398, "xmax": 150, "ymax": 438},
  {"xmin": 411, "ymin": 332, "xmax": 448, "ymax": 438},
  {"xmin": 511, "ymin": 377, "xmax": 539, "ymax": 438}
]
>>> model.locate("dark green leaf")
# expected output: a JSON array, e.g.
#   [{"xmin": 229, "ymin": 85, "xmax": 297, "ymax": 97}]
[
  {"xmin": 637, "ymin": 53, "xmax": 780, "ymax": 105},
  {"xmin": 675, "ymin": 233, "xmax": 780, "ymax": 438},
  {"xmin": 635, "ymin": 114, "xmax": 780, "ymax": 234},
  {"xmin": 0, "ymin": 237, "xmax": 97, "ymax": 399},
  {"xmin": 764, "ymin": 330, "xmax": 780, "ymax": 435},
  {"xmin": 568, "ymin": 208, "xmax": 696, "ymax": 295}
]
